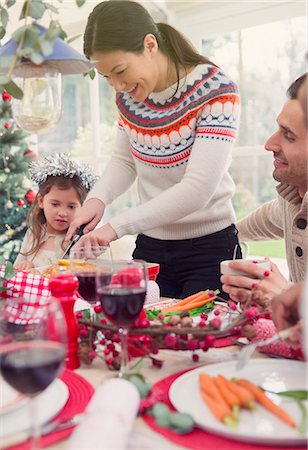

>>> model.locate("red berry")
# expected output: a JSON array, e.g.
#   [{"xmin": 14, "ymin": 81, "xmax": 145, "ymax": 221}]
[
  {"xmin": 151, "ymin": 347, "xmax": 158, "ymax": 355},
  {"xmin": 164, "ymin": 333, "xmax": 177, "ymax": 348},
  {"xmin": 75, "ymin": 311, "xmax": 83, "ymax": 319},
  {"xmin": 213, "ymin": 309, "xmax": 220, "ymax": 316},
  {"xmin": 187, "ymin": 339, "xmax": 197, "ymax": 350},
  {"xmin": 210, "ymin": 317, "xmax": 222, "ymax": 329},
  {"xmin": 79, "ymin": 327, "xmax": 88, "ymax": 337},
  {"xmin": 200, "ymin": 313, "xmax": 208, "ymax": 320},
  {"xmin": 4, "ymin": 123, "xmax": 10, "ymax": 129},
  {"xmin": 94, "ymin": 304, "xmax": 103, "ymax": 313},
  {"xmin": 228, "ymin": 300, "xmax": 237, "ymax": 311},
  {"xmin": 106, "ymin": 357, "xmax": 114, "ymax": 365},
  {"xmin": 204, "ymin": 334, "xmax": 216, "ymax": 347},
  {"xmin": 208, "ymin": 290, "xmax": 215, "ymax": 297},
  {"xmin": 107, "ymin": 342, "xmax": 115, "ymax": 351},
  {"xmin": 192, "ymin": 353, "xmax": 199, "ymax": 362},
  {"xmin": 99, "ymin": 338, "xmax": 106, "ymax": 345},
  {"xmin": 104, "ymin": 348, "xmax": 111, "ymax": 356},
  {"xmin": 264, "ymin": 270, "xmax": 270, "ymax": 277},
  {"xmin": 100, "ymin": 317, "xmax": 107, "ymax": 324},
  {"xmin": 245, "ymin": 306, "xmax": 259, "ymax": 319},
  {"xmin": 198, "ymin": 320, "xmax": 206, "ymax": 327},
  {"xmin": 152, "ymin": 358, "xmax": 163, "ymax": 368},
  {"xmin": 2, "ymin": 92, "xmax": 12, "ymax": 102}
]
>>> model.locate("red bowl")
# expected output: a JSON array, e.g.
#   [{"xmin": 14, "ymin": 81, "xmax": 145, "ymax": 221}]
[{"xmin": 146, "ymin": 262, "xmax": 160, "ymax": 281}]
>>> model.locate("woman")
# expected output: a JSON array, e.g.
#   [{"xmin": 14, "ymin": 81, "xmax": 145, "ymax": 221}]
[{"xmin": 67, "ymin": 0, "xmax": 241, "ymax": 299}]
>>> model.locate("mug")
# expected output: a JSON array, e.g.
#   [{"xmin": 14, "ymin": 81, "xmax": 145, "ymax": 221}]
[{"xmin": 221, "ymin": 242, "xmax": 271, "ymax": 277}]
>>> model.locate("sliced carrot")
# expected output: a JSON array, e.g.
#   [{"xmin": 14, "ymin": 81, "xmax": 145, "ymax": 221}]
[
  {"xmin": 219, "ymin": 375, "xmax": 255, "ymax": 409},
  {"xmin": 236, "ymin": 379, "xmax": 296, "ymax": 428},
  {"xmin": 200, "ymin": 390, "xmax": 237, "ymax": 427},
  {"xmin": 214, "ymin": 375, "xmax": 240, "ymax": 419}
]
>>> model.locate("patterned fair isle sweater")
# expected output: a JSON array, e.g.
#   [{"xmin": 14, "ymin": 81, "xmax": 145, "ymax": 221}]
[{"xmin": 87, "ymin": 64, "xmax": 240, "ymax": 240}]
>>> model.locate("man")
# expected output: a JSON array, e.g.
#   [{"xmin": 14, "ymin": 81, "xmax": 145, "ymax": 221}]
[{"xmin": 221, "ymin": 73, "xmax": 308, "ymax": 300}]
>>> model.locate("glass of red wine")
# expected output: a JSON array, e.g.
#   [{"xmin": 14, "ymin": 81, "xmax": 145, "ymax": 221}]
[
  {"xmin": 70, "ymin": 245, "xmax": 112, "ymax": 315},
  {"xmin": 0, "ymin": 296, "xmax": 66, "ymax": 449},
  {"xmin": 96, "ymin": 260, "xmax": 148, "ymax": 377}
]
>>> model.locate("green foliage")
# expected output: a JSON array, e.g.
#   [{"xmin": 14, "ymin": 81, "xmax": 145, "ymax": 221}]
[
  {"xmin": 0, "ymin": 95, "xmax": 33, "ymax": 262},
  {"xmin": 0, "ymin": 1, "xmax": 88, "ymax": 96},
  {"xmin": 247, "ymin": 240, "xmax": 286, "ymax": 258},
  {"xmin": 0, "ymin": 259, "xmax": 16, "ymax": 293}
]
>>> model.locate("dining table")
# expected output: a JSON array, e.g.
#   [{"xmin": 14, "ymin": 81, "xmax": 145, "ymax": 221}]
[{"xmin": 46, "ymin": 343, "xmax": 268, "ymax": 450}]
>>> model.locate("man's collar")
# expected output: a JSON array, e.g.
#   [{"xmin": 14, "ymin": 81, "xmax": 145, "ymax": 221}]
[{"xmin": 276, "ymin": 183, "xmax": 303, "ymax": 205}]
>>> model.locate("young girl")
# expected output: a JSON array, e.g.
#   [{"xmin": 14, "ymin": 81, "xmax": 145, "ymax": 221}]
[
  {"xmin": 67, "ymin": 0, "xmax": 242, "ymax": 299},
  {"xmin": 14, "ymin": 153, "xmax": 96, "ymax": 270}
]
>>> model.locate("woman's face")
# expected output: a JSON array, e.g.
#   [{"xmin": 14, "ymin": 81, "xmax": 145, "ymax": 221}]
[{"xmin": 92, "ymin": 35, "xmax": 165, "ymax": 101}]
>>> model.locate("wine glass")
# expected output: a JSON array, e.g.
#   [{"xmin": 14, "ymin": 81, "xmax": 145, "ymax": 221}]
[
  {"xmin": 0, "ymin": 296, "xmax": 66, "ymax": 450},
  {"xmin": 70, "ymin": 245, "xmax": 113, "ymax": 311},
  {"xmin": 96, "ymin": 260, "xmax": 148, "ymax": 377}
]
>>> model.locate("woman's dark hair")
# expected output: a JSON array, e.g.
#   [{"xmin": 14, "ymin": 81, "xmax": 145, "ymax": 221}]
[
  {"xmin": 22, "ymin": 175, "xmax": 87, "ymax": 257},
  {"xmin": 287, "ymin": 73, "xmax": 307, "ymax": 99},
  {"xmin": 84, "ymin": 0, "xmax": 216, "ymax": 93}
]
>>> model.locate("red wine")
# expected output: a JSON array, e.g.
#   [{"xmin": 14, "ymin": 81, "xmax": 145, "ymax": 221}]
[
  {"xmin": 0, "ymin": 342, "xmax": 65, "ymax": 396},
  {"xmin": 77, "ymin": 272, "xmax": 111, "ymax": 304},
  {"xmin": 97, "ymin": 287, "xmax": 146, "ymax": 327}
]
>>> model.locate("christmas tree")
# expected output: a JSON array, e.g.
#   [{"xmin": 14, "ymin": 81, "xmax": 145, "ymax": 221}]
[{"xmin": 0, "ymin": 92, "xmax": 37, "ymax": 263}]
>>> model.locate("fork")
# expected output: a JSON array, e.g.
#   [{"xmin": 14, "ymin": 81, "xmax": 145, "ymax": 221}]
[{"xmin": 235, "ymin": 327, "xmax": 293, "ymax": 370}]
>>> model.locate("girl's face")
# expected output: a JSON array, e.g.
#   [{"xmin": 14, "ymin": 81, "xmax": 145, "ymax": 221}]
[
  {"xmin": 38, "ymin": 185, "xmax": 81, "ymax": 234},
  {"xmin": 92, "ymin": 35, "xmax": 167, "ymax": 101}
]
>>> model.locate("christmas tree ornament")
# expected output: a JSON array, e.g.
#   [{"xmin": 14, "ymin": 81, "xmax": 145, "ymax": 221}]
[
  {"xmin": 29, "ymin": 153, "xmax": 97, "ymax": 191},
  {"xmin": 2, "ymin": 92, "xmax": 12, "ymax": 102},
  {"xmin": 6, "ymin": 200, "xmax": 13, "ymax": 209},
  {"xmin": 25, "ymin": 190, "xmax": 37, "ymax": 204},
  {"xmin": 4, "ymin": 123, "xmax": 10, "ymax": 129},
  {"xmin": 17, "ymin": 199, "xmax": 25, "ymax": 207},
  {"xmin": 0, "ymin": 24, "xmax": 92, "ymax": 135},
  {"xmin": 20, "ymin": 177, "xmax": 32, "ymax": 189},
  {"xmin": 24, "ymin": 149, "xmax": 39, "ymax": 160}
]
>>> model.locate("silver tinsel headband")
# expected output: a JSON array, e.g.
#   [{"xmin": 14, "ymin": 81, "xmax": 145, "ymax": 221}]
[{"xmin": 29, "ymin": 153, "xmax": 97, "ymax": 191}]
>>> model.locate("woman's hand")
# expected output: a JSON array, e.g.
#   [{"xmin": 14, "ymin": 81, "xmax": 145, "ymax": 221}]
[
  {"xmin": 220, "ymin": 259, "xmax": 289, "ymax": 303},
  {"xmin": 14, "ymin": 261, "xmax": 34, "ymax": 271},
  {"xmin": 65, "ymin": 198, "xmax": 105, "ymax": 242},
  {"xmin": 72, "ymin": 223, "xmax": 118, "ymax": 250}
]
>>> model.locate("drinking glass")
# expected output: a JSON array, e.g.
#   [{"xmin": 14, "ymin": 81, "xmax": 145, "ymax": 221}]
[
  {"xmin": 70, "ymin": 245, "xmax": 113, "ymax": 307},
  {"xmin": 0, "ymin": 296, "xmax": 66, "ymax": 449},
  {"xmin": 96, "ymin": 260, "xmax": 148, "ymax": 377}
]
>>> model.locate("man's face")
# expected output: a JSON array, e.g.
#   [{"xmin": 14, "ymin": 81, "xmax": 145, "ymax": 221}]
[{"xmin": 265, "ymin": 99, "xmax": 308, "ymax": 197}]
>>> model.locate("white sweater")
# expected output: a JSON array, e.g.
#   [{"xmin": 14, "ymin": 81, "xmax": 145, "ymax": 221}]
[{"xmin": 88, "ymin": 64, "xmax": 240, "ymax": 240}]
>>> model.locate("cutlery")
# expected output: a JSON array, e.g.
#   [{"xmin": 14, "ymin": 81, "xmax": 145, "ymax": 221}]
[
  {"xmin": 0, "ymin": 414, "xmax": 83, "ymax": 448},
  {"xmin": 61, "ymin": 224, "xmax": 87, "ymax": 259},
  {"xmin": 235, "ymin": 327, "xmax": 293, "ymax": 370}
]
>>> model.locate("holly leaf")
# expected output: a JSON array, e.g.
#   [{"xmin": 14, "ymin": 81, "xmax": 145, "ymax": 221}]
[
  {"xmin": 75, "ymin": 0, "xmax": 87, "ymax": 7},
  {"xmin": 3, "ymin": 80, "xmax": 23, "ymax": 99},
  {"xmin": 0, "ymin": 7, "xmax": 9, "ymax": 28}
]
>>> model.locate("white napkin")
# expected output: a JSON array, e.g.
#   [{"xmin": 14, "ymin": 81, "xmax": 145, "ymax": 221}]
[{"xmin": 66, "ymin": 378, "xmax": 140, "ymax": 450}]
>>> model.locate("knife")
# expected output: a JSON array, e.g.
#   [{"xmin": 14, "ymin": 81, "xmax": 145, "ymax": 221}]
[
  {"xmin": 61, "ymin": 224, "xmax": 87, "ymax": 259},
  {"xmin": 0, "ymin": 414, "xmax": 83, "ymax": 448}
]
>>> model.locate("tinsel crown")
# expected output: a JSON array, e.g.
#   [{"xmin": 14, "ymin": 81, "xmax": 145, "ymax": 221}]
[{"xmin": 29, "ymin": 153, "xmax": 97, "ymax": 191}]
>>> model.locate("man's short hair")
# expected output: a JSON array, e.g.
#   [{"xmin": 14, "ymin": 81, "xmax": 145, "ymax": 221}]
[{"xmin": 287, "ymin": 73, "xmax": 307, "ymax": 99}]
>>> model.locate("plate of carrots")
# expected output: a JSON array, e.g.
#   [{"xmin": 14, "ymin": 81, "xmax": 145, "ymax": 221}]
[{"xmin": 169, "ymin": 359, "xmax": 307, "ymax": 446}]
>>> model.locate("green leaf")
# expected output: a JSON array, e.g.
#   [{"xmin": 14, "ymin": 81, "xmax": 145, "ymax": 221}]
[
  {"xmin": 7, "ymin": 0, "xmax": 17, "ymax": 7},
  {"xmin": 151, "ymin": 402, "xmax": 170, "ymax": 418},
  {"xmin": 39, "ymin": 39, "xmax": 54, "ymax": 56},
  {"xmin": 263, "ymin": 389, "xmax": 308, "ymax": 401},
  {"xmin": 44, "ymin": 3, "xmax": 59, "ymax": 14},
  {"xmin": 4, "ymin": 80, "xmax": 23, "ymax": 100},
  {"xmin": 169, "ymin": 412, "xmax": 194, "ymax": 434},
  {"xmin": 4, "ymin": 261, "xmax": 15, "ymax": 280},
  {"xmin": 29, "ymin": 0, "xmax": 46, "ymax": 20},
  {"xmin": 125, "ymin": 374, "xmax": 151, "ymax": 399},
  {"xmin": 0, "ymin": 8, "xmax": 9, "ymax": 28},
  {"xmin": 0, "ymin": 25, "xmax": 6, "ymax": 40},
  {"xmin": 29, "ymin": 51, "xmax": 44, "ymax": 65},
  {"xmin": 89, "ymin": 68, "xmax": 96, "ymax": 80},
  {"xmin": 67, "ymin": 34, "xmax": 82, "ymax": 44},
  {"xmin": 296, "ymin": 400, "xmax": 307, "ymax": 436},
  {"xmin": 75, "ymin": 0, "xmax": 87, "ymax": 7}
]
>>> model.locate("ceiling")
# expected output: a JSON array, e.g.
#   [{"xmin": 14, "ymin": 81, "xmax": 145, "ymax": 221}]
[{"xmin": 5, "ymin": 0, "xmax": 306, "ymax": 49}]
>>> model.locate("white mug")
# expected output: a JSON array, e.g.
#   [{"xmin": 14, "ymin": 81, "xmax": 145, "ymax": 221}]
[{"xmin": 220, "ymin": 258, "xmax": 271, "ymax": 277}]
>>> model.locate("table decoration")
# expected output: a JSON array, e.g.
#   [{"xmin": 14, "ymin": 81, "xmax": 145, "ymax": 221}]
[
  {"xmin": 142, "ymin": 363, "xmax": 307, "ymax": 450},
  {"xmin": 76, "ymin": 286, "xmax": 304, "ymax": 371},
  {"xmin": 6, "ymin": 370, "xmax": 94, "ymax": 450}
]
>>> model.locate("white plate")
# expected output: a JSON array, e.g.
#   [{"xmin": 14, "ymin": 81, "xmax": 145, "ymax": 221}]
[
  {"xmin": 0, "ymin": 377, "xmax": 28, "ymax": 415},
  {"xmin": 0, "ymin": 378, "xmax": 69, "ymax": 439},
  {"xmin": 169, "ymin": 359, "xmax": 307, "ymax": 446}
]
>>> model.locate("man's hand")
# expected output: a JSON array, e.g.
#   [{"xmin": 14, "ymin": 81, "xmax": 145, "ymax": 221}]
[{"xmin": 65, "ymin": 198, "xmax": 105, "ymax": 241}]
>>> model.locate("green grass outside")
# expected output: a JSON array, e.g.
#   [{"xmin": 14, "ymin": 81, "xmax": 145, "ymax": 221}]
[{"xmin": 246, "ymin": 240, "xmax": 286, "ymax": 258}]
